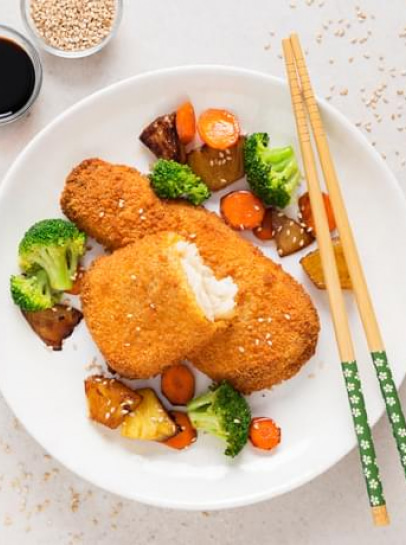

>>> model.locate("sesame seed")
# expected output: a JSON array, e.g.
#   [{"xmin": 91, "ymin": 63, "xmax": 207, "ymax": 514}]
[
  {"xmin": 130, "ymin": 275, "xmax": 137, "ymax": 280},
  {"xmin": 284, "ymin": 313, "xmax": 291, "ymax": 320},
  {"xmin": 124, "ymin": 342, "xmax": 131, "ymax": 347},
  {"xmin": 99, "ymin": 211, "xmax": 105, "ymax": 218},
  {"xmin": 118, "ymin": 199, "xmax": 125, "ymax": 208},
  {"xmin": 257, "ymin": 318, "xmax": 265, "ymax": 323},
  {"xmin": 127, "ymin": 313, "xmax": 133, "ymax": 318},
  {"xmin": 138, "ymin": 208, "xmax": 144, "ymax": 214},
  {"xmin": 135, "ymin": 326, "xmax": 141, "ymax": 332},
  {"xmin": 265, "ymin": 333, "xmax": 271, "ymax": 340},
  {"xmin": 140, "ymin": 215, "xmax": 147, "ymax": 221},
  {"xmin": 29, "ymin": 0, "xmax": 117, "ymax": 53},
  {"xmin": 254, "ymin": 339, "xmax": 260, "ymax": 346},
  {"xmin": 149, "ymin": 303, "xmax": 156, "ymax": 310},
  {"xmin": 105, "ymin": 413, "xmax": 111, "ymax": 420},
  {"xmin": 238, "ymin": 346, "xmax": 245, "ymax": 353},
  {"xmin": 267, "ymin": 340, "xmax": 273, "ymax": 347}
]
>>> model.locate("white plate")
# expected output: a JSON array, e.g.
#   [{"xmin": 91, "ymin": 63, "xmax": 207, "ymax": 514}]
[{"xmin": 1, "ymin": 66, "xmax": 406, "ymax": 510}]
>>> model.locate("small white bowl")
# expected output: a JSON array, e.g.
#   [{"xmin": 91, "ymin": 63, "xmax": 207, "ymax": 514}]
[{"xmin": 21, "ymin": 0, "xmax": 123, "ymax": 59}]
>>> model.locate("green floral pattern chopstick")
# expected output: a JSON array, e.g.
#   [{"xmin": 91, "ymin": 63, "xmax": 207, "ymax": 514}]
[
  {"xmin": 371, "ymin": 351, "xmax": 406, "ymax": 473},
  {"xmin": 342, "ymin": 360, "xmax": 385, "ymax": 508}
]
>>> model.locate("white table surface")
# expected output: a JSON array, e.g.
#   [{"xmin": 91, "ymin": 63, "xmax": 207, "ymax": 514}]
[{"xmin": 1, "ymin": 0, "xmax": 406, "ymax": 543}]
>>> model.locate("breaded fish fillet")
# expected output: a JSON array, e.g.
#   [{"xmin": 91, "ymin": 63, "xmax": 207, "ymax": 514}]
[
  {"xmin": 61, "ymin": 159, "xmax": 320, "ymax": 393},
  {"xmin": 82, "ymin": 232, "xmax": 237, "ymax": 379}
]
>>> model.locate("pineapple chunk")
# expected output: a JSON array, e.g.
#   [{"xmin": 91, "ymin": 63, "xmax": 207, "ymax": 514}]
[
  {"xmin": 271, "ymin": 210, "xmax": 314, "ymax": 257},
  {"xmin": 85, "ymin": 375, "xmax": 142, "ymax": 430},
  {"xmin": 121, "ymin": 388, "xmax": 177, "ymax": 442},
  {"xmin": 300, "ymin": 238, "xmax": 352, "ymax": 289}
]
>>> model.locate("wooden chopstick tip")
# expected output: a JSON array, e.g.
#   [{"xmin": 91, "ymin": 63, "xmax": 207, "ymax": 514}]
[
  {"xmin": 281, "ymin": 38, "xmax": 293, "ymax": 60},
  {"xmin": 372, "ymin": 505, "xmax": 390, "ymax": 527}
]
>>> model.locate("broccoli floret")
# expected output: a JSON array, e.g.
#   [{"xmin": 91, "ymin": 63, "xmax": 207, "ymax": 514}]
[
  {"xmin": 10, "ymin": 270, "xmax": 60, "ymax": 312},
  {"xmin": 187, "ymin": 381, "xmax": 251, "ymax": 457},
  {"xmin": 244, "ymin": 133, "xmax": 301, "ymax": 208},
  {"xmin": 150, "ymin": 159, "xmax": 211, "ymax": 206},
  {"xmin": 18, "ymin": 219, "xmax": 86, "ymax": 291}
]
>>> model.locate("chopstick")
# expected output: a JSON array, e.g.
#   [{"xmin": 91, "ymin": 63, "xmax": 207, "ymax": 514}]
[
  {"xmin": 289, "ymin": 33, "xmax": 406, "ymax": 492},
  {"xmin": 282, "ymin": 37, "xmax": 389, "ymax": 527}
]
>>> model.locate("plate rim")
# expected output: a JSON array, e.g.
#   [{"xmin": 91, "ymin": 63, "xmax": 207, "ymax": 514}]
[{"xmin": 1, "ymin": 64, "xmax": 405, "ymax": 510}]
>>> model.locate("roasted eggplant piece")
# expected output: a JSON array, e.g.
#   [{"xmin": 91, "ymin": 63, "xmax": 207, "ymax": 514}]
[
  {"xmin": 121, "ymin": 388, "xmax": 177, "ymax": 442},
  {"xmin": 300, "ymin": 238, "xmax": 352, "ymax": 289},
  {"xmin": 271, "ymin": 210, "xmax": 314, "ymax": 257},
  {"xmin": 85, "ymin": 375, "xmax": 142, "ymax": 429},
  {"xmin": 22, "ymin": 304, "xmax": 83, "ymax": 350},
  {"xmin": 139, "ymin": 112, "xmax": 186, "ymax": 162},
  {"xmin": 187, "ymin": 136, "xmax": 245, "ymax": 191}
]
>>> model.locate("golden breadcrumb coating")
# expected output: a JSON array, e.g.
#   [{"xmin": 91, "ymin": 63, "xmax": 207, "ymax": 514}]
[
  {"xmin": 62, "ymin": 159, "xmax": 320, "ymax": 393},
  {"xmin": 81, "ymin": 232, "xmax": 228, "ymax": 379}
]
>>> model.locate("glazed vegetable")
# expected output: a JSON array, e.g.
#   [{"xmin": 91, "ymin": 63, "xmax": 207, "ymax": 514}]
[
  {"xmin": 22, "ymin": 304, "xmax": 83, "ymax": 350},
  {"xmin": 249, "ymin": 417, "xmax": 281, "ymax": 451},
  {"xmin": 220, "ymin": 190, "xmax": 265, "ymax": 230},
  {"xmin": 197, "ymin": 109, "xmax": 240, "ymax": 150},
  {"xmin": 253, "ymin": 209, "xmax": 274, "ymax": 241},
  {"xmin": 10, "ymin": 269, "xmax": 59, "ymax": 311},
  {"xmin": 121, "ymin": 388, "xmax": 177, "ymax": 442},
  {"xmin": 162, "ymin": 411, "xmax": 197, "ymax": 450},
  {"xmin": 140, "ymin": 112, "xmax": 186, "ymax": 162},
  {"xmin": 85, "ymin": 375, "xmax": 142, "ymax": 429},
  {"xmin": 161, "ymin": 364, "xmax": 195, "ymax": 406},
  {"xmin": 187, "ymin": 137, "xmax": 245, "ymax": 191},
  {"xmin": 300, "ymin": 238, "xmax": 351, "ymax": 289},
  {"xmin": 176, "ymin": 101, "xmax": 196, "ymax": 145},
  {"xmin": 271, "ymin": 210, "xmax": 314, "ymax": 257},
  {"xmin": 187, "ymin": 381, "xmax": 251, "ymax": 457},
  {"xmin": 18, "ymin": 219, "xmax": 87, "ymax": 291},
  {"xmin": 150, "ymin": 159, "xmax": 211, "ymax": 205},
  {"xmin": 244, "ymin": 133, "xmax": 301, "ymax": 208},
  {"xmin": 298, "ymin": 192, "xmax": 336, "ymax": 233}
]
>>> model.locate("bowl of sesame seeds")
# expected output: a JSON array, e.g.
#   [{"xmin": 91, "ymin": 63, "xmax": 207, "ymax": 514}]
[{"xmin": 21, "ymin": 0, "xmax": 123, "ymax": 58}]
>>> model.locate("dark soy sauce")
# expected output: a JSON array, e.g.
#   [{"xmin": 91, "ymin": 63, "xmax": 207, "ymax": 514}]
[{"xmin": 0, "ymin": 37, "xmax": 36, "ymax": 119}]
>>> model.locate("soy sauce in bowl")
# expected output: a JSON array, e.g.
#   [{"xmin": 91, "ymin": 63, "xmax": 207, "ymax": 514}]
[{"xmin": 0, "ymin": 25, "xmax": 42, "ymax": 125}]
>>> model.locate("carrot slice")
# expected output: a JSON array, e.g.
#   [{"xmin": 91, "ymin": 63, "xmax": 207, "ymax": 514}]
[
  {"xmin": 161, "ymin": 364, "xmax": 195, "ymax": 406},
  {"xmin": 249, "ymin": 417, "xmax": 281, "ymax": 451},
  {"xmin": 298, "ymin": 192, "xmax": 336, "ymax": 234},
  {"xmin": 162, "ymin": 411, "xmax": 197, "ymax": 450},
  {"xmin": 253, "ymin": 209, "xmax": 273, "ymax": 240},
  {"xmin": 197, "ymin": 109, "xmax": 240, "ymax": 150},
  {"xmin": 65, "ymin": 267, "xmax": 85, "ymax": 295},
  {"xmin": 220, "ymin": 190, "xmax": 265, "ymax": 230},
  {"xmin": 176, "ymin": 101, "xmax": 196, "ymax": 145}
]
